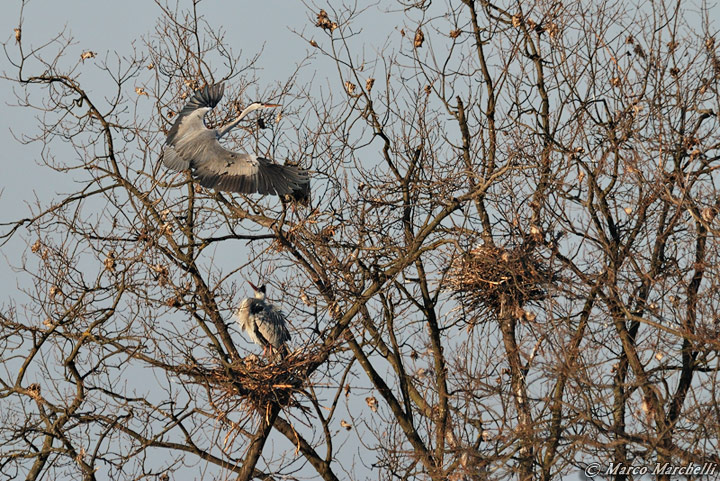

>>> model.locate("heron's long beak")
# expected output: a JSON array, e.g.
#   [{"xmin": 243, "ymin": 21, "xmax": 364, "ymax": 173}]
[
  {"xmin": 247, "ymin": 281, "xmax": 258, "ymax": 291},
  {"xmin": 261, "ymin": 103, "xmax": 281, "ymax": 109}
]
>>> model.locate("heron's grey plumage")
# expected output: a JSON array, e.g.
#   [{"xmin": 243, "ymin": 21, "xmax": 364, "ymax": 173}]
[
  {"xmin": 236, "ymin": 284, "xmax": 290, "ymax": 358},
  {"xmin": 162, "ymin": 83, "xmax": 310, "ymax": 197}
]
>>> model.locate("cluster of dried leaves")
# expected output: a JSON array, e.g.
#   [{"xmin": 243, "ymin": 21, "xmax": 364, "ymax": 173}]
[{"xmin": 316, "ymin": 9, "xmax": 338, "ymax": 32}]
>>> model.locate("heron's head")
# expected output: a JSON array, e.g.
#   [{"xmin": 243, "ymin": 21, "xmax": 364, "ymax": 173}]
[
  {"xmin": 247, "ymin": 281, "xmax": 267, "ymax": 300},
  {"xmin": 243, "ymin": 102, "xmax": 280, "ymax": 115}
]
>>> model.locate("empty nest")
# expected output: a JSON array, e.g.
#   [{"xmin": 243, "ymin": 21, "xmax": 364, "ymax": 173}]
[{"xmin": 448, "ymin": 243, "xmax": 553, "ymax": 316}]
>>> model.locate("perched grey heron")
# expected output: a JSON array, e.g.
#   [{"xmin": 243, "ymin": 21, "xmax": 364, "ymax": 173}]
[
  {"xmin": 161, "ymin": 83, "xmax": 309, "ymax": 197},
  {"xmin": 235, "ymin": 282, "xmax": 291, "ymax": 359}
]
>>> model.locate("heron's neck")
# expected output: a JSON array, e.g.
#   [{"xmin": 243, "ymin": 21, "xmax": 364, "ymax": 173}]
[
  {"xmin": 217, "ymin": 105, "xmax": 262, "ymax": 139},
  {"xmin": 254, "ymin": 292, "xmax": 266, "ymax": 301}
]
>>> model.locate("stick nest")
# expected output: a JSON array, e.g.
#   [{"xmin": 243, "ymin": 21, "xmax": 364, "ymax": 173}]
[
  {"xmin": 448, "ymin": 244, "xmax": 553, "ymax": 316},
  {"xmin": 184, "ymin": 348, "xmax": 322, "ymax": 413}
]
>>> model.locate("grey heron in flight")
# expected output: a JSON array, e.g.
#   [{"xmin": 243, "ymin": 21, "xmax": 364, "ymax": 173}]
[
  {"xmin": 161, "ymin": 83, "xmax": 309, "ymax": 197},
  {"xmin": 235, "ymin": 282, "xmax": 291, "ymax": 359}
]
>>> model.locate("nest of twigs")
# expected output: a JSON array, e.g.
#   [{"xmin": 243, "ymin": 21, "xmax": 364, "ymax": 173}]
[
  {"xmin": 229, "ymin": 349, "xmax": 320, "ymax": 411},
  {"xmin": 448, "ymin": 243, "xmax": 553, "ymax": 317},
  {"xmin": 182, "ymin": 348, "xmax": 323, "ymax": 414}
]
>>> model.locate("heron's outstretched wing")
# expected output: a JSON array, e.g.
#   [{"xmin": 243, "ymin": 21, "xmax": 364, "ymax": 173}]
[
  {"xmin": 162, "ymin": 83, "xmax": 225, "ymax": 171},
  {"xmin": 162, "ymin": 145, "xmax": 191, "ymax": 172},
  {"xmin": 190, "ymin": 140, "xmax": 309, "ymax": 196},
  {"xmin": 178, "ymin": 83, "xmax": 225, "ymax": 116},
  {"xmin": 254, "ymin": 305, "xmax": 291, "ymax": 349}
]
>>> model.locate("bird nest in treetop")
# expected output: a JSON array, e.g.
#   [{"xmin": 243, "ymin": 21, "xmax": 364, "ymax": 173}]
[
  {"xmin": 448, "ymin": 244, "xmax": 553, "ymax": 317},
  {"xmin": 185, "ymin": 349, "xmax": 321, "ymax": 413}
]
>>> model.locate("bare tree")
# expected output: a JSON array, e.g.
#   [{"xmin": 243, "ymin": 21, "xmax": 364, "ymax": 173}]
[{"xmin": 2, "ymin": 0, "xmax": 720, "ymax": 480}]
